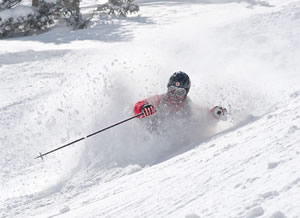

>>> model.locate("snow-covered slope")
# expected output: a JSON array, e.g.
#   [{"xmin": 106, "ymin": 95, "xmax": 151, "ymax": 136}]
[
  {"xmin": 16, "ymin": 92, "xmax": 300, "ymax": 218},
  {"xmin": 1, "ymin": 0, "xmax": 300, "ymax": 217}
]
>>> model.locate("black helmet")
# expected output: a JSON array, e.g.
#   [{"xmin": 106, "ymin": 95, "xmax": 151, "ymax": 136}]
[{"xmin": 167, "ymin": 71, "xmax": 191, "ymax": 93}]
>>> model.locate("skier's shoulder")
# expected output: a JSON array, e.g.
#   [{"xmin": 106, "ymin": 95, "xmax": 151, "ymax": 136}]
[
  {"xmin": 146, "ymin": 94, "xmax": 164, "ymax": 106},
  {"xmin": 185, "ymin": 96, "xmax": 192, "ymax": 103},
  {"xmin": 184, "ymin": 96, "xmax": 193, "ymax": 106}
]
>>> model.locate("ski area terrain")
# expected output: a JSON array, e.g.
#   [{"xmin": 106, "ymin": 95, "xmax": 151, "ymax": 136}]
[{"xmin": 1, "ymin": 0, "xmax": 300, "ymax": 217}]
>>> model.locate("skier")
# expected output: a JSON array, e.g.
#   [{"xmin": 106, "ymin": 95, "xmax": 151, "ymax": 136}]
[{"xmin": 133, "ymin": 71, "xmax": 227, "ymax": 132}]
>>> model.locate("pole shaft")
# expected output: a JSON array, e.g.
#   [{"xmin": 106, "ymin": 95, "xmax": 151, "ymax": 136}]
[{"xmin": 36, "ymin": 113, "xmax": 143, "ymax": 159}]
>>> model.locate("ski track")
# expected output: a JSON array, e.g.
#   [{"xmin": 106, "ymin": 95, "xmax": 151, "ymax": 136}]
[{"xmin": 1, "ymin": 0, "xmax": 300, "ymax": 217}]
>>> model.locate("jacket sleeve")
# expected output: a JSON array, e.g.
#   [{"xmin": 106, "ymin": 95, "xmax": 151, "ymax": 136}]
[{"xmin": 133, "ymin": 95, "xmax": 163, "ymax": 118}]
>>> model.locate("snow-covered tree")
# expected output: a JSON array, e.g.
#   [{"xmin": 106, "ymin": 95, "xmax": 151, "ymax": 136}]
[
  {"xmin": 32, "ymin": 0, "xmax": 39, "ymax": 7},
  {"xmin": 0, "ymin": 0, "xmax": 140, "ymax": 38},
  {"xmin": 97, "ymin": 0, "xmax": 139, "ymax": 17},
  {"xmin": 0, "ymin": 1, "xmax": 88, "ymax": 38},
  {"xmin": 0, "ymin": 0, "xmax": 22, "ymax": 10}
]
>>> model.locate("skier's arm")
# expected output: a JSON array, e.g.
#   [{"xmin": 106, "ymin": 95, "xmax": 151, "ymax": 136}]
[{"xmin": 134, "ymin": 100, "xmax": 156, "ymax": 118}]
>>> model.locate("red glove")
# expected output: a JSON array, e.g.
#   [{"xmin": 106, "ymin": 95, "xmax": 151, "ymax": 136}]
[{"xmin": 142, "ymin": 104, "xmax": 156, "ymax": 117}]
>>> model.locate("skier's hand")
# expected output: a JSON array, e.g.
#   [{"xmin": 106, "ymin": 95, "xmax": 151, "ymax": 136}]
[
  {"xmin": 142, "ymin": 104, "xmax": 156, "ymax": 117},
  {"xmin": 211, "ymin": 106, "xmax": 228, "ymax": 121}
]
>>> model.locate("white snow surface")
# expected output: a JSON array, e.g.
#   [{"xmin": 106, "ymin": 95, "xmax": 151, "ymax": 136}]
[{"xmin": 1, "ymin": 0, "xmax": 300, "ymax": 217}]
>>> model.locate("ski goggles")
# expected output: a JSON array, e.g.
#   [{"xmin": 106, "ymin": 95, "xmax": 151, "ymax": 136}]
[{"xmin": 168, "ymin": 86, "xmax": 187, "ymax": 97}]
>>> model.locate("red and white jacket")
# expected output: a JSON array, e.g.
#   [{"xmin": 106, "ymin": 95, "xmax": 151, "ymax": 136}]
[{"xmin": 134, "ymin": 93, "xmax": 191, "ymax": 118}]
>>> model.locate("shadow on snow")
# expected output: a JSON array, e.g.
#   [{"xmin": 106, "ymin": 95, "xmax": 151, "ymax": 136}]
[
  {"xmin": 138, "ymin": 0, "xmax": 273, "ymax": 7},
  {"xmin": 8, "ymin": 15, "xmax": 155, "ymax": 44}
]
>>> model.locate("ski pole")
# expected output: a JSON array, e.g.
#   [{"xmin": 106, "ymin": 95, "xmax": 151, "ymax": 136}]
[{"xmin": 35, "ymin": 112, "xmax": 144, "ymax": 160}]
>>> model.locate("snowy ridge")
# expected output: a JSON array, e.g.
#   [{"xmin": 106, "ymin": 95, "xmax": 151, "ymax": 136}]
[{"xmin": 1, "ymin": 0, "xmax": 300, "ymax": 217}]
